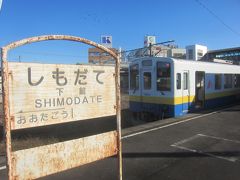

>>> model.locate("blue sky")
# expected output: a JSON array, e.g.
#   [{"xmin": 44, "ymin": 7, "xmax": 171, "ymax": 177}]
[{"xmin": 0, "ymin": 0, "xmax": 239, "ymax": 64}]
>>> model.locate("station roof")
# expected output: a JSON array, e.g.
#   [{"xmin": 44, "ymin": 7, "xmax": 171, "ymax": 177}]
[{"xmin": 208, "ymin": 47, "xmax": 240, "ymax": 53}]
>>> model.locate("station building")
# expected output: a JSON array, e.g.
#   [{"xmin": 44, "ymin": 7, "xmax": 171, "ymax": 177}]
[
  {"xmin": 186, "ymin": 44, "xmax": 208, "ymax": 61},
  {"xmin": 201, "ymin": 47, "xmax": 240, "ymax": 65}
]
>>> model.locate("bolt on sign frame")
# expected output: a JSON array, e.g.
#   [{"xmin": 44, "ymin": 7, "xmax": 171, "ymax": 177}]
[{"xmin": 1, "ymin": 35, "xmax": 122, "ymax": 180}]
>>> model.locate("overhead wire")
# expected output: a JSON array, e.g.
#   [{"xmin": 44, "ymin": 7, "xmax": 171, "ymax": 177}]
[{"xmin": 195, "ymin": 0, "xmax": 240, "ymax": 37}]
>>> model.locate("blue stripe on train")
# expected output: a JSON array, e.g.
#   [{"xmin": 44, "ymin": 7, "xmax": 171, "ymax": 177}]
[
  {"xmin": 129, "ymin": 94, "xmax": 240, "ymax": 118},
  {"xmin": 129, "ymin": 101, "xmax": 190, "ymax": 117},
  {"xmin": 205, "ymin": 94, "xmax": 239, "ymax": 108}
]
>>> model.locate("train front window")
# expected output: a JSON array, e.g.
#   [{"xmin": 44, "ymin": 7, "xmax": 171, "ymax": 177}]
[
  {"xmin": 142, "ymin": 60, "xmax": 152, "ymax": 66},
  {"xmin": 157, "ymin": 62, "xmax": 171, "ymax": 91},
  {"xmin": 130, "ymin": 64, "xmax": 139, "ymax": 90}
]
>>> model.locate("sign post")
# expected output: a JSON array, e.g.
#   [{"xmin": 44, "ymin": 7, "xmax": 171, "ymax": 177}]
[{"xmin": 1, "ymin": 35, "xmax": 122, "ymax": 180}]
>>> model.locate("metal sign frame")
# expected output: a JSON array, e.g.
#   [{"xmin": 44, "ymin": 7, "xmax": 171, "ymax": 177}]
[{"xmin": 1, "ymin": 35, "xmax": 122, "ymax": 180}]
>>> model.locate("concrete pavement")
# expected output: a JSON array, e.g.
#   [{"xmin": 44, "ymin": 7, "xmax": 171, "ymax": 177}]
[{"xmin": 1, "ymin": 103, "xmax": 240, "ymax": 180}]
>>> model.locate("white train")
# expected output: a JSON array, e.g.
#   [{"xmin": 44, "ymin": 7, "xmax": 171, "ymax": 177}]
[{"xmin": 129, "ymin": 57, "xmax": 240, "ymax": 118}]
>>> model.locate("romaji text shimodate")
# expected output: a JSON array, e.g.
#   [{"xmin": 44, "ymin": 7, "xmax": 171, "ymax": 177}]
[{"xmin": 35, "ymin": 95, "xmax": 103, "ymax": 108}]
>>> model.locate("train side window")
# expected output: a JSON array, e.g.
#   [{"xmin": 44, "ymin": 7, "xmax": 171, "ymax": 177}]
[
  {"xmin": 130, "ymin": 64, "xmax": 139, "ymax": 90},
  {"xmin": 215, "ymin": 74, "xmax": 222, "ymax": 90},
  {"xmin": 183, "ymin": 72, "xmax": 188, "ymax": 90},
  {"xmin": 234, "ymin": 74, "xmax": 240, "ymax": 88},
  {"xmin": 224, "ymin": 74, "xmax": 233, "ymax": 89},
  {"xmin": 176, "ymin": 73, "xmax": 181, "ymax": 89},
  {"xmin": 144, "ymin": 72, "xmax": 151, "ymax": 90},
  {"xmin": 156, "ymin": 62, "xmax": 171, "ymax": 91}
]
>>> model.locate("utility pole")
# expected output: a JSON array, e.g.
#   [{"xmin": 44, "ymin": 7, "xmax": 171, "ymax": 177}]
[{"xmin": 149, "ymin": 43, "xmax": 152, "ymax": 57}]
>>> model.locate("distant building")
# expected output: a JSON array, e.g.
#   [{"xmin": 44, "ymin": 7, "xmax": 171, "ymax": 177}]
[
  {"xmin": 186, "ymin": 44, "xmax": 208, "ymax": 61},
  {"xmin": 88, "ymin": 35, "xmax": 118, "ymax": 64},
  {"xmin": 201, "ymin": 47, "xmax": 240, "ymax": 65},
  {"xmin": 88, "ymin": 35, "xmax": 129, "ymax": 94},
  {"xmin": 167, "ymin": 48, "xmax": 186, "ymax": 59},
  {"xmin": 123, "ymin": 36, "xmax": 187, "ymax": 61},
  {"xmin": 88, "ymin": 47, "xmax": 118, "ymax": 64}
]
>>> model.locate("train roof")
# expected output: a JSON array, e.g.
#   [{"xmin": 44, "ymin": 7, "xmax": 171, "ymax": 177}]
[{"xmin": 130, "ymin": 57, "xmax": 240, "ymax": 68}]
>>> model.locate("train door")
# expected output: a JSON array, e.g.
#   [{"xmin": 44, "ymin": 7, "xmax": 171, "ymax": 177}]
[
  {"xmin": 140, "ymin": 70, "xmax": 152, "ymax": 107},
  {"xmin": 129, "ymin": 64, "xmax": 140, "ymax": 95},
  {"xmin": 182, "ymin": 70, "xmax": 190, "ymax": 113},
  {"xmin": 141, "ymin": 71, "xmax": 152, "ymax": 96},
  {"xmin": 195, "ymin": 71, "xmax": 205, "ymax": 109},
  {"xmin": 129, "ymin": 63, "xmax": 140, "ymax": 113},
  {"xmin": 140, "ymin": 60, "xmax": 153, "ymax": 115}
]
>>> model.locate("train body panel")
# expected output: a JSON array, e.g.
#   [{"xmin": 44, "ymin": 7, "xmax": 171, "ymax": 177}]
[{"xmin": 129, "ymin": 57, "xmax": 240, "ymax": 118}]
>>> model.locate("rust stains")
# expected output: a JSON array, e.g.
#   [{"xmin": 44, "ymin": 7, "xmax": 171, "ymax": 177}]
[
  {"xmin": 3, "ymin": 35, "xmax": 118, "ymax": 59},
  {"xmin": 11, "ymin": 131, "xmax": 118, "ymax": 180},
  {"xmin": 1, "ymin": 35, "xmax": 122, "ymax": 180}
]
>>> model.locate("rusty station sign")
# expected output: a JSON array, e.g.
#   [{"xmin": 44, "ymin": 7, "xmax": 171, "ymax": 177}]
[
  {"xmin": 8, "ymin": 62, "xmax": 116, "ymax": 130},
  {"xmin": 1, "ymin": 35, "xmax": 122, "ymax": 180}
]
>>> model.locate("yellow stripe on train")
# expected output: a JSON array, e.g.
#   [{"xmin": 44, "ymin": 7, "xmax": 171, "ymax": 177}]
[
  {"xmin": 129, "ymin": 95, "xmax": 195, "ymax": 105},
  {"xmin": 205, "ymin": 90, "xmax": 240, "ymax": 100},
  {"xmin": 129, "ymin": 89, "xmax": 240, "ymax": 105}
]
